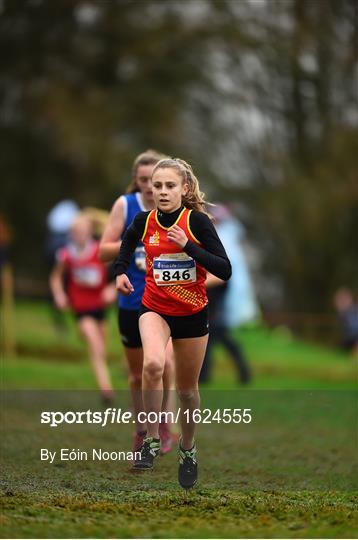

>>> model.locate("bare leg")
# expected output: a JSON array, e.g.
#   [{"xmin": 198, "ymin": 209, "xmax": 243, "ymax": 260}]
[
  {"xmin": 78, "ymin": 317, "xmax": 113, "ymax": 397},
  {"xmin": 162, "ymin": 339, "xmax": 175, "ymax": 416},
  {"xmin": 173, "ymin": 335, "xmax": 208, "ymax": 449},
  {"xmin": 139, "ymin": 312, "xmax": 170, "ymax": 439},
  {"xmin": 99, "ymin": 320, "xmax": 106, "ymax": 342},
  {"xmin": 159, "ymin": 339, "xmax": 177, "ymax": 452},
  {"xmin": 123, "ymin": 346, "xmax": 146, "ymax": 432},
  {"xmin": 124, "ymin": 341, "xmax": 175, "ymax": 434}
]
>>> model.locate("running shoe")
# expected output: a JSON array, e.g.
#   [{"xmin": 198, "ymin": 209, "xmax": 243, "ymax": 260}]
[
  {"xmin": 159, "ymin": 421, "xmax": 173, "ymax": 455},
  {"xmin": 133, "ymin": 437, "xmax": 160, "ymax": 470},
  {"xmin": 178, "ymin": 442, "xmax": 198, "ymax": 489},
  {"xmin": 133, "ymin": 430, "xmax": 147, "ymax": 453}
]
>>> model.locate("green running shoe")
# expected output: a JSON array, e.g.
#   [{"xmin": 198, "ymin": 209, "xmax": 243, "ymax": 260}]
[
  {"xmin": 133, "ymin": 437, "xmax": 160, "ymax": 470},
  {"xmin": 178, "ymin": 442, "xmax": 198, "ymax": 489}
]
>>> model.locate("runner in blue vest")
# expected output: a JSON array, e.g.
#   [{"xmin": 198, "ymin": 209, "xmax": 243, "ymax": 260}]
[{"xmin": 100, "ymin": 150, "xmax": 175, "ymax": 453}]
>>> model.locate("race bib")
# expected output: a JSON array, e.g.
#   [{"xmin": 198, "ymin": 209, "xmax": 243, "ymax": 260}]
[
  {"xmin": 134, "ymin": 246, "xmax": 146, "ymax": 272},
  {"xmin": 73, "ymin": 266, "xmax": 102, "ymax": 287},
  {"xmin": 153, "ymin": 253, "xmax": 196, "ymax": 286}
]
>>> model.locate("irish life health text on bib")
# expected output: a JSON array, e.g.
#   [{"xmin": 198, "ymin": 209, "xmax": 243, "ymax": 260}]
[{"xmin": 153, "ymin": 253, "xmax": 197, "ymax": 286}]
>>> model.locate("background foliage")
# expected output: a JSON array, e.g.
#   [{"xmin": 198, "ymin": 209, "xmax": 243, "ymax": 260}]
[{"xmin": 1, "ymin": 0, "xmax": 357, "ymax": 310}]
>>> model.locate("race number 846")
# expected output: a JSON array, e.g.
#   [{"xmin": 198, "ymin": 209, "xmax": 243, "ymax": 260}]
[{"xmin": 162, "ymin": 269, "xmax": 190, "ymax": 281}]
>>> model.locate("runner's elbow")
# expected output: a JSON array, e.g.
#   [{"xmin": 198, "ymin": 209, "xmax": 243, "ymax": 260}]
[
  {"xmin": 221, "ymin": 262, "xmax": 232, "ymax": 281},
  {"xmin": 99, "ymin": 244, "xmax": 111, "ymax": 263}
]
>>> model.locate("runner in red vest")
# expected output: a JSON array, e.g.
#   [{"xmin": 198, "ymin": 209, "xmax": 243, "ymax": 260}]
[
  {"xmin": 50, "ymin": 214, "xmax": 115, "ymax": 404},
  {"xmin": 114, "ymin": 158, "xmax": 231, "ymax": 488}
]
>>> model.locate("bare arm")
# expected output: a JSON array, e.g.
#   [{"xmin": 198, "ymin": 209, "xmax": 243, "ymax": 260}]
[
  {"xmin": 99, "ymin": 196, "xmax": 126, "ymax": 262},
  {"xmin": 206, "ymin": 273, "xmax": 225, "ymax": 289},
  {"xmin": 49, "ymin": 262, "xmax": 69, "ymax": 310}
]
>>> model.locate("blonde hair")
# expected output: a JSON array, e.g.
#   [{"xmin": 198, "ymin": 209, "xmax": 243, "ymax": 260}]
[
  {"xmin": 126, "ymin": 149, "xmax": 168, "ymax": 193},
  {"xmin": 152, "ymin": 158, "xmax": 209, "ymax": 214}
]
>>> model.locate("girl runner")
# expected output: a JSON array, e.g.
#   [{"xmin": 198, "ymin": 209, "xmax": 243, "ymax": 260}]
[
  {"xmin": 50, "ymin": 214, "xmax": 115, "ymax": 404},
  {"xmin": 99, "ymin": 150, "xmax": 176, "ymax": 453},
  {"xmin": 114, "ymin": 158, "xmax": 231, "ymax": 488}
]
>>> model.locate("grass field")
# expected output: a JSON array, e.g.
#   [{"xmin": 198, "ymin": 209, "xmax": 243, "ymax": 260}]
[{"xmin": 1, "ymin": 301, "xmax": 358, "ymax": 538}]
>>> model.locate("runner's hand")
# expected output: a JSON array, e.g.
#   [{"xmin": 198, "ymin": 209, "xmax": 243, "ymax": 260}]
[
  {"xmin": 116, "ymin": 274, "xmax": 134, "ymax": 295},
  {"xmin": 167, "ymin": 225, "xmax": 188, "ymax": 248},
  {"xmin": 101, "ymin": 283, "xmax": 117, "ymax": 304},
  {"xmin": 54, "ymin": 291, "xmax": 69, "ymax": 310}
]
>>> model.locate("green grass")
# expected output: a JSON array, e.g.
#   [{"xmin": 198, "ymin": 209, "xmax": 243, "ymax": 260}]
[
  {"xmin": 1, "ymin": 301, "xmax": 357, "ymax": 538},
  {"xmin": 2, "ymin": 301, "xmax": 357, "ymax": 390},
  {"xmin": 1, "ymin": 490, "xmax": 356, "ymax": 539}
]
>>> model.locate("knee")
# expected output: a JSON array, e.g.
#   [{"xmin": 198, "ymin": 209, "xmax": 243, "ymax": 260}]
[
  {"xmin": 177, "ymin": 389, "xmax": 197, "ymax": 403},
  {"xmin": 89, "ymin": 340, "xmax": 105, "ymax": 358},
  {"xmin": 143, "ymin": 356, "xmax": 164, "ymax": 381},
  {"xmin": 128, "ymin": 372, "xmax": 142, "ymax": 388}
]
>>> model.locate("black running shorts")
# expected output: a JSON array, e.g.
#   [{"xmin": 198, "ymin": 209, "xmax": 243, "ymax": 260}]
[
  {"xmin": 74, "ymin": 309, "xmax": 106, "ymax": 321},
  {"xmin": 139, "ymin": 303, "xmax": 209, "ymax": 339},
  {"xmin": 118, "ymin": 308, "xmax": 142, "ymax": 348}
]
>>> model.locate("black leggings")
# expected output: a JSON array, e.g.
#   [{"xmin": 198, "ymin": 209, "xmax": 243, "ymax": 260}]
[{"xmin": 199, "ymin": 326, "xmax": 251, "ymax": 384}]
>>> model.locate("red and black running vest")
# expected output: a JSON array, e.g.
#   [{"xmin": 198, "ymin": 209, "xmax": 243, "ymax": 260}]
[
  {"xmin": 58, "ymin": 241, "xmax": 107, "ymax": 312},
  {"xmin": 141, "ymin": 208, "xmax": 207, "ymax": 316}
]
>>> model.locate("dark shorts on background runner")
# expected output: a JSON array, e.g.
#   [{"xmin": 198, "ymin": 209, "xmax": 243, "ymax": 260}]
[
  {"xmin": 118, "ymin": 308, "xmax": 142, "ymax": 348},
  {"xmin": 74, "ymin": 309, "xmax": 106, "ymax": 321},
  {"xmin": 139, "ymin": 304, "xmax": 209, "ymax": 339}
]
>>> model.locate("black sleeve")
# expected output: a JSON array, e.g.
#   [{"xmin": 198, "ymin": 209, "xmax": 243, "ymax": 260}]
[
  {"xmin": 113, "ymin": 212, "xmax": 148, "ymax": 276},
  {"xmin": 184, "ymin": 211, "xmax": 232, "ymax": 281}
]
